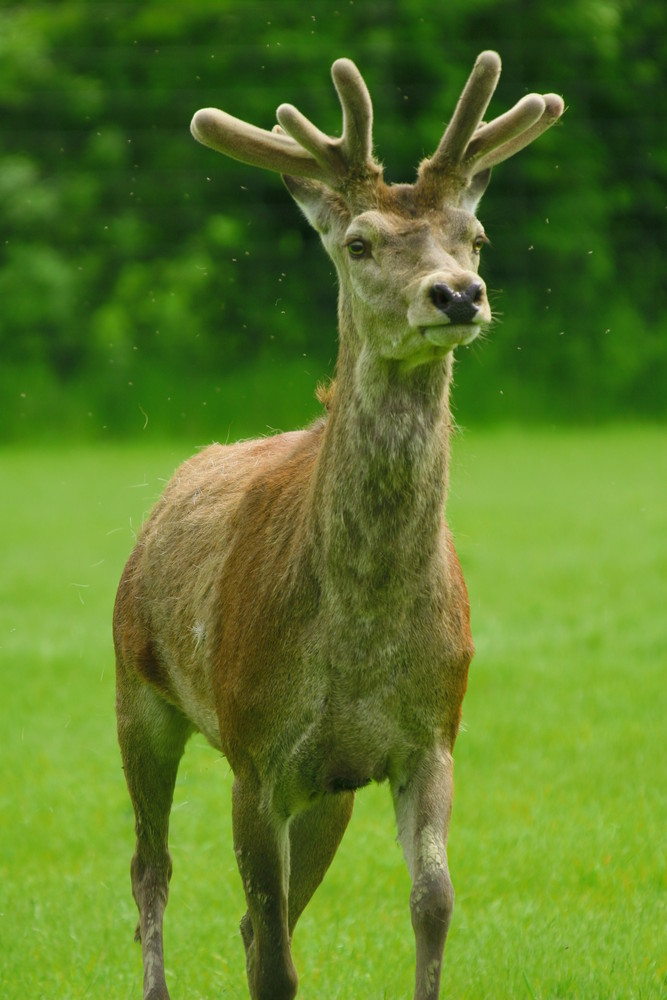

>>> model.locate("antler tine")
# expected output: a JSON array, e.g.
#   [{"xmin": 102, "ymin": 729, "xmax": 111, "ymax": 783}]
[
  {"xmin": 428, "ymin": 51, "xmax": 502, "ymax": 171},
  {"xmin": 191, "ymin": 58, "xmax": 380, "ymax": 192},
  {"xmin": 416, "ymin": 52, "xmax": 564, "ymax": 207},
  {"xmin": 190, "ymin": 107, "xmax": 329, "ymax": 181},
  {"xmin": 276, "ymin": 58, "xmax": 379, "ymax": 188},
  {"xmin": 275, "ymin": 103, "xmax": 345, "ymax": 180},
  {"xmin": 471, "ymin": 93, "xmax": 565, "ymax": 172},
  {"xmin": 465, "ymin": 93, "xmax": 546, "ymax": 164},
  {"xmin": 331, "ymin": 58, "xmax": 375, "ymax": 169}
]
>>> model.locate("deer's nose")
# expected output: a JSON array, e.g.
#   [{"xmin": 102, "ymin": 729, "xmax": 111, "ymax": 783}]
[{"xmin": 430, "ymin": 282, "xmax": 484, "ymax": 324}]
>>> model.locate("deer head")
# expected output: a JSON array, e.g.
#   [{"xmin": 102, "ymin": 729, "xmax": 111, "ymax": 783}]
[{"xmin": 191, "ymin": 52, "xmax": 563, "ymax": 374}]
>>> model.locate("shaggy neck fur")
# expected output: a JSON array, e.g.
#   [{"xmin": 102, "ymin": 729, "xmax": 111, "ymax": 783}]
[{"xmin": 308, "ymin": 297, "xmax": 453, "ymax": 634}]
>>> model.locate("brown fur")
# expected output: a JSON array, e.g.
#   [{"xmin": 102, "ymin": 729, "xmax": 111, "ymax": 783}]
[{"xmin": 115, "ymin": 52, "xmax": 562, "ymax": 1000}]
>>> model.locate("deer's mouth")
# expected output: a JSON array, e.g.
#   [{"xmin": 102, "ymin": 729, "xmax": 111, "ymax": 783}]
[
  {"xmin": 421, "ymin": 322, "xmax": 483, "ymax": 348},
  {"xmin": 407, "ymin": 278, "xmax": 491, "ymax": 349}
]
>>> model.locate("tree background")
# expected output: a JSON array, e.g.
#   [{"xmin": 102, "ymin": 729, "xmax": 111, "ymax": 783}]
[{"xmin": 1, "ymin": 0, "xmax": 665, "ymax": 439}]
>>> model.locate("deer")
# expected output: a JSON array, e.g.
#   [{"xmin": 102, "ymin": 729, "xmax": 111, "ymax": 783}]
[{"xmin": 113, "ymin": 50, "xmax": 563, "ymax": 1000}]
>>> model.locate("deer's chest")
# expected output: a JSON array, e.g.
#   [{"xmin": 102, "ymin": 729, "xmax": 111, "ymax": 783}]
[{"xmin": 267, "ymin": 605, "xmax": 469, "ymax": 809}]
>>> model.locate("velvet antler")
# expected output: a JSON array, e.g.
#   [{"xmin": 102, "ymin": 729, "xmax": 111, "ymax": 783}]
[
  {"xmin": 191, "ymin": 58, "xmax": 381, "ymax": 191},
  {"xmin": 191, "ymin": 51, "xmax": 564, "ymax": 211},
  {"xmin": 416, "ymin": 51, "xmax": 564, "ymax": 207}
]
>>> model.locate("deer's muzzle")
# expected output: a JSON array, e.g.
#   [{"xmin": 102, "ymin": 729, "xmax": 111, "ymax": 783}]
[
  {"xmin": 430, "ymin": 282, "xmax": 485, "ymax": 325},
  {"xmin": 407, "ymin": 272, "xmax": 491, "ymax": 346}
]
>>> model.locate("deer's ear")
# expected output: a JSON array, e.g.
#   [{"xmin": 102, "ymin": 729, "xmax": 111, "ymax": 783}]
[
  {"xmin": 459, "ymin": 167, "xmax": 492, "ymax": 214},
  {"xmin": 283, "ymin": 175, "xmax": 348, "ymax": 234}
]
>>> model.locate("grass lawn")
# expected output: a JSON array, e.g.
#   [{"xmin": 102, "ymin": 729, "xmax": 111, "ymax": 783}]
[{"xmin": 0, "ymin": 425, "xmax": 665, "ymax": 999}]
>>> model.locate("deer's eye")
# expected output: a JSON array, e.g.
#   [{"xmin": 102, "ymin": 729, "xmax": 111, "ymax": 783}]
[
  {"xmin": 347, "ymin": 239, "xmax": 368, "ymax": 258},
  {"xmin": 473, "ymin": 233, "xmax": 488, "ymax": 254}
]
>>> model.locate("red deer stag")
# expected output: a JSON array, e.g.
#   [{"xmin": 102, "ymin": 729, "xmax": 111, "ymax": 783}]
[{"xmin": 114, "ymin": 51, "xmax": 563, "ymax": 1000}]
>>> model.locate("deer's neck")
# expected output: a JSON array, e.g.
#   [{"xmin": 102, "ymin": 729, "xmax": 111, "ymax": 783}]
[{"xmin": 309, "ymin": 336, "xmax": 453, "ymax": 620}]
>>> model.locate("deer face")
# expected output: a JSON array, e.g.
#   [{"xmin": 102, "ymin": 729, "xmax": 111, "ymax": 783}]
[
  {"xmin": 336, "ymin": 206, "xmax": 490, "ymax": 367},
  {"xmin": 283, "ymin": 173, "xmax": 492, "ymax": 369}
]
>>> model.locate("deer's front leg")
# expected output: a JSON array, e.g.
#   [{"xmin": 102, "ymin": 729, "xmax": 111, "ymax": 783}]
[
  {"xmin": 392, "ymin": 747, "xmax": 455, "ymax": 1000},
  {"xmin": 232, "ymin": 775, "xmax": 298, "ymax": 1000}
]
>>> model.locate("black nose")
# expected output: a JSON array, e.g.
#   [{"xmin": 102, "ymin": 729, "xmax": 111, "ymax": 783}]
[{"xmin": 430, "ymin": 282, "xmax": 484, "ymax": 324}]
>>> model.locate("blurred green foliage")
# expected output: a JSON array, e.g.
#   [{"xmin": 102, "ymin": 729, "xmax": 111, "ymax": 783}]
[{"xmin": 1, "ymin": 0, "xmax": 665, "ymax": 438}]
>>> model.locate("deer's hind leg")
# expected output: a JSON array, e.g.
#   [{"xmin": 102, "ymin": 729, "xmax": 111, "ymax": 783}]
[
  {"xmin": 287, "ymin": 791, "xmax": 354, "ymax": 933},
  {"xmin": 116, "ymin": 660, "xmax": 192, "ymax": 1000}
]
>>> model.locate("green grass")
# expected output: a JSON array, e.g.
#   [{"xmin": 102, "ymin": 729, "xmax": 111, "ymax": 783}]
[{"xmin": 1, "ymin": 426, "xmax": 665, "ymax": 999}]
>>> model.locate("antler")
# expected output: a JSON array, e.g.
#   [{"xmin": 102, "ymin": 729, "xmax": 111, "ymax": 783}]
[
  {"xmin": 192, "ymin": 52, "xmax": 563, "ymax": 210},
  {"xmin": 190, "ymin": 58, "xmax": 381, "ymax": 191},
  {"xmin": 417, "ymin": 50, "xmax": 564, "ymax": 204}
]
